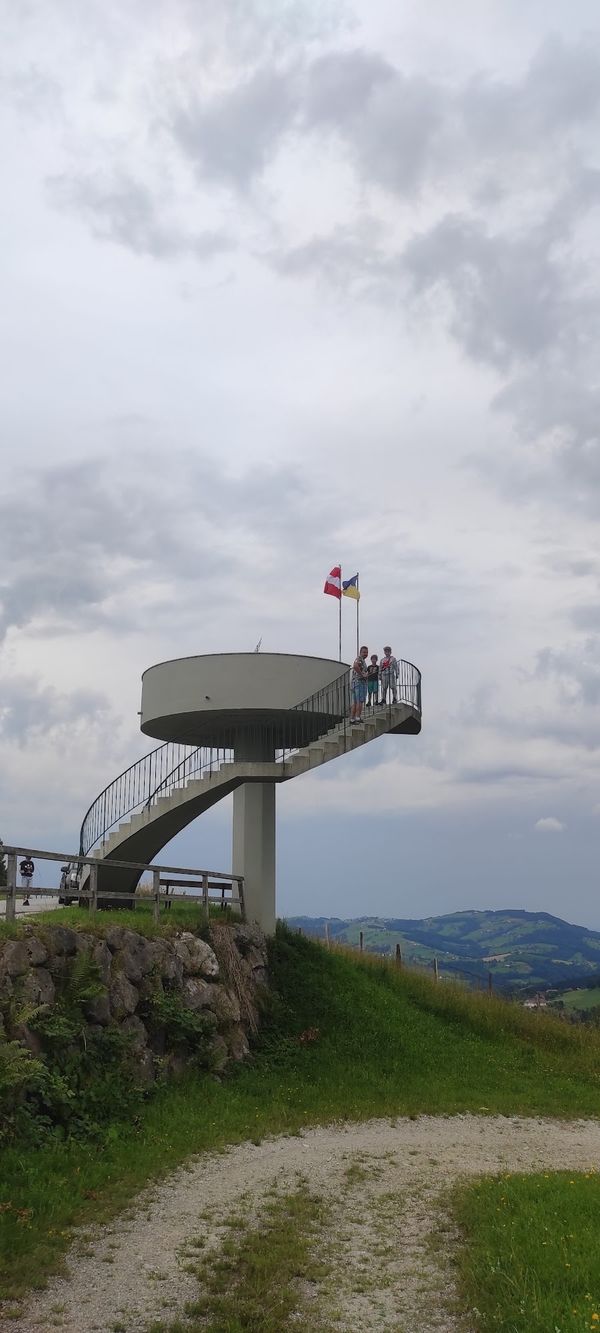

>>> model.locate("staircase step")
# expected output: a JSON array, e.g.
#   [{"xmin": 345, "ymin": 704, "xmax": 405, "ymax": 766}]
[
  {"xmin": 288, "ymin": 754, "xmax": 310, "ymax": 774},
  {"xmin": 308, "ymin": 741, "xmax": 338, "ymax": 761},
  {"xmin": 88, "ymin": 703, "xmax": 414, "ymax": 862}
]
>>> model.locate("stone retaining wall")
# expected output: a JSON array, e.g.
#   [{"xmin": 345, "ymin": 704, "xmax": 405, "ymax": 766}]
[{"xmin": 0, "ymin": 921, "xmax": 268, "ymax": 1081}]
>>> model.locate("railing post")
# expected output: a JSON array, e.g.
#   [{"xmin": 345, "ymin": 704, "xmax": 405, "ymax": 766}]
[
  {"xmin": 433, "ymin": 956, "xmax": 439, "ymax": 983},
  {"xmin": 153, "ymin": 867, "xmax": 161, "ymax": 923},
  {"xmin": 89, "ymin": 862, "xmax": 98, "ymax": 916},
  {"xmin": 395, "ymin": 943, "xmax": 402, "ymax": 969},
  {"xmin": 325, "ymin": 922, "xmax": 330, "ymax": 949},
  {"xmin": 6, "ymin": 851, "xmax": 16, "ymax": 922},
  {"xmin": 203, "ymin": 872, "xmax": 209, "ymax": 923},
  {"xmin": 488, "ymin": 971, "xmax": 493, "ymax": 996},
  {"xmin": 359, "ymin": 930, "xmax": 363, "ymax": 952}
]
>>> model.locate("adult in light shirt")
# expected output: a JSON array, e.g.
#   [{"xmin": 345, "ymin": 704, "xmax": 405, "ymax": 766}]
[{"xmin": 350, "ymin": 646, "xmax": 369, "ymax": 723}]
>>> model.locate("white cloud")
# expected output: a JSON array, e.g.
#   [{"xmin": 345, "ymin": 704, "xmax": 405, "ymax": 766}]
[{"xmin": 533, "ymin": 817, "xmax": 565, "ymax": 833}]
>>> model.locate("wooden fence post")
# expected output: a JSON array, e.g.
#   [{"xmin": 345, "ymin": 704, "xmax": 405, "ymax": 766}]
[
  {"xmin": 488, "ymin": 971, "xmax": 493, "ymax": 996},
  {"xmin": 395, "ymin": 943, "xmax": 402, "ymax": 968},
  {"xmin": 433, "ymin": 957, "xmax": 439, "ymax": 983},
  {"xmin": 324, "ymin": 922, "xmax": 330, "ymax": 949},
  {"xmin": 6, "ymin": 852, "xmax": 16, "ymax": 922},
  {"xmin": 153, "ymin": 868, "xmax": 161, "ymax": 924},
  {"xmin": 88, "ymin": 863, "xmax": 98, "ymax": 916},
  {"xmin": 203, "ymin": 873, "xmax": 209, "ymax": 923},
  {"xmin": 359, "ymin": 930, "xmax": 364, "ymax": 953}
]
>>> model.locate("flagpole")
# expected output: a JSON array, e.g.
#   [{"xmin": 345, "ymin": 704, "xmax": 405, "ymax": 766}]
[
  {"xmin": 356, "ymin": 573, "xmax": 360, "ymax": 656},
  {"xmin": 338, "ymin": 565, "xmax": 342, "ymax": 662}
]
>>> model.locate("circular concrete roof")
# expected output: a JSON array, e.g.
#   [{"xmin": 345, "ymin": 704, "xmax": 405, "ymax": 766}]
[{"xmin": 140, "ymin": 652, "xmax": 351, "ymax": 748}]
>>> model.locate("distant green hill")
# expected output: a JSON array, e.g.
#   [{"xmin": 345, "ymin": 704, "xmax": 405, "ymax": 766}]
[{"xmin": 285, "ymin": 909, "xmax": 600, "ymax": 991}]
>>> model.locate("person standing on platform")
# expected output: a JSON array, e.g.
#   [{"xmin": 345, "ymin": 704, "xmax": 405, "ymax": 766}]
[
  {"xmin": 367, "ymin": 654, "xmax": 380, "ymax": 706},
  {"xmin": 380, "ymin": 647, "xmax": 398, "ymax": 704},
  {"xmin": 350, "ymin": 647, "xmax": 369, "ymax": 723}
]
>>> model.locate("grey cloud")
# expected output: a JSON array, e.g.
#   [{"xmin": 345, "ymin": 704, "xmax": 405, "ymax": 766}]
[
  {"xmin": 491, "ymin": 368, "xmax": 600, "ymax": 511},
  {"xmin": 456, "ymin": 763, "xmax": 558, "ymax": 785},
  {"xmin": 570, "ymin": 605, "xmax": 600, "ymax": 632},
  {"xmin": 0, "ymin": 452, "xmax": 330, "ymax": 642},
  {"xmin": 169, "ymin": 45, "xmax": 441, "ymax": 196},
  {"xmin": 305, "ymin": 49, "xmax": 394, "ymax": 126},
  {"xmin": 457, "ymin": 670, "xmax": 600, "ymax": 754},
  {"xmin": 535, "ymin": 641, "xmax": 600, "ymax": 707},
  {"xmin": 402, "ymin": 214, "xmax": 569, "ymax": 369},
  {"xmin": 177, "ymin": 0, "xmax": 346, "ymax": 67},
  {"xmin": 274, "ymin": 222, "xmax": 395, "ymax": 296},
  {"xmin": 300, "ymin": 36, "xmax": 600, "ymax": 200},
  {"xmin": 0, "ymin": 63, "xmax": 62, "ymax": 120},
  {"xmin": 340, "ymin": 70, "xmax": 442, "ymax": 195},
  {"xmin": 171, "ymin": 67, "xmax": 298, "ymax": 188},
  {"xmin": 460, "ymin": 36, "xmax": 600, "ymax": 161},
  {"xmin": 0, "ymin": 676, "xmax": 110, "ymax": 744},
  {"xmin": 545, "ymin": 552, "xmax": 599, "ymax": 579},
  {"xmin": 47, "ymin": 171, "xmax": 233, "ymax": 260}
]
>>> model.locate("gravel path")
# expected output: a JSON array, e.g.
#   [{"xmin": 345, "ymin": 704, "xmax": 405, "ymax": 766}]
[{"xmin": 6, "ymin": 1114, "xmax": 600, "ymax": 1332}]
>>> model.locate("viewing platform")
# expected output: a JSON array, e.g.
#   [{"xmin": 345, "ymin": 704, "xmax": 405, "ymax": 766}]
[{"xmin": 79, "ymin": 652, "xmax": 422, "ymax": 932}]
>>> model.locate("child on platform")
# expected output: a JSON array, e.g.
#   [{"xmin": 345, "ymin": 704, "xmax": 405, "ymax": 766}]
[{"xmin": 367, "ymin": 654, "xmax": 379, "ymax": 706}]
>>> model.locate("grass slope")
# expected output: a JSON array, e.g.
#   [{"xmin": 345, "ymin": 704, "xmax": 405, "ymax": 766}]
[{"xmin": 2, "ymin": 928, "xmax": 600, "ymax": 1300}]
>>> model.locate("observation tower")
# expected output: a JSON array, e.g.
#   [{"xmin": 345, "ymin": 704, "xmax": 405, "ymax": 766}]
[{"xmin": 79, "ymin": 652, "xmax": 422, "ymax": 932}]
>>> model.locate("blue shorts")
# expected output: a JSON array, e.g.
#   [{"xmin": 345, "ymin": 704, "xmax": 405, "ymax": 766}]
[{"xmin": 352, "ymin": 679, "xmax": 367, "ymax": 703}]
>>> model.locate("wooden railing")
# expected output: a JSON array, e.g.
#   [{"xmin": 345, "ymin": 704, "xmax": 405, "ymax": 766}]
[{"xmin": 0, "ymin": 844, "xmax": 244, "ymax": 924}]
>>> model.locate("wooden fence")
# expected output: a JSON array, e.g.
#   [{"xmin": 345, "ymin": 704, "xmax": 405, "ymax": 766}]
[
  {"xmin": 0, "ymin": 843, "xmax": 244, "ymax": 924},
  {"xmin": 321, "ymin": 923, "xmax": 494, "ymax": 991}
]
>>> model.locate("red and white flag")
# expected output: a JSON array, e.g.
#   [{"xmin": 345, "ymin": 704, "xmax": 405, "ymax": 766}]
[{"xmin": 323, "ymin": 565, "xmax": 341, "ymax": 599}]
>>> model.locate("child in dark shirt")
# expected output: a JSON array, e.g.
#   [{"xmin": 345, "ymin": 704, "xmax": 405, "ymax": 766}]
[{"xmin": 367, "ymin": 654, "xmax": 379, "ymax": 706}]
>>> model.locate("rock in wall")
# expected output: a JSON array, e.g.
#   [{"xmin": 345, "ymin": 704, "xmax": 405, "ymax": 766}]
[{"xmin": 0, "ymin": 920, "xmax": 269, "ymax": 1084}]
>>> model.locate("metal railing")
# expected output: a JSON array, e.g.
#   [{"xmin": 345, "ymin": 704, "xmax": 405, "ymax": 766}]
[
  {"xmin": 80, "ymin": 741, "xmax": 203, "ymax": 855},
  {"xmin": 0, "ymin": 844, "xmax": 244, "ymax": 923},
  {"xmin": 289, "ymin": 658, "xmax": 421, "ymax": 744},
  {"xmin": 79, "ymin": 658, "xmax": 422, "ymax": 856}
]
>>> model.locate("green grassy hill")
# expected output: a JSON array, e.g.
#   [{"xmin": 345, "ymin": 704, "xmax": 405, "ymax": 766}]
[
  {"xmin": 287, "ymin": 909, "xmax": 600, "ymax": 990},
  {"xmin": 4, "ymin": 923, "xmax": 600, "ymax": 1300}
]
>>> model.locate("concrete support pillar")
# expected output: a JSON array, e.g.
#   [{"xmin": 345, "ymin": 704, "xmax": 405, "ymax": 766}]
[{"xmin": 232, "ymin": 782, "xmax": 276, "ymax": 935}]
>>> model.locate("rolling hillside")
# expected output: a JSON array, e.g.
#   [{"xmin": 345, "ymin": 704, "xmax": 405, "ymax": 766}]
[{"xmin": 286, "ymin": 909, "xmax": 600, "ymax": 991}]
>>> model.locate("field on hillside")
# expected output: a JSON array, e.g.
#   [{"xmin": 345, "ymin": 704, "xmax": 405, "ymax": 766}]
[
  {"xmin": 556, "ymin": 986, "xmax": 600, "ymax": 1012},
  {"xmin": 3, "ymin": 925, "xmax": 600, "ymax": 1299},
  {"xmin": 289, "ymin": 908, "xmax": 600, "ymax": 990}
]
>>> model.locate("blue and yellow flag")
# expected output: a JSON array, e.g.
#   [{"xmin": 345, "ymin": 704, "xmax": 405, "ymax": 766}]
[{"xmin": 342, "ymin": 574, "xmax": 360, "ymax": 601}]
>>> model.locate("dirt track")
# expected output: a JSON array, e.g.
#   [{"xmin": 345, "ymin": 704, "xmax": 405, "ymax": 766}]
[{"xmin": 7, "ymin": 1114, "xmax": 600, "ymax": 1332}]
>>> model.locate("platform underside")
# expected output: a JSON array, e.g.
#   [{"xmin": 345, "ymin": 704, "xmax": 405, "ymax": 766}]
[{"xmin": 142, "ymin": 706, "xmax": 348, "ymax": 749}]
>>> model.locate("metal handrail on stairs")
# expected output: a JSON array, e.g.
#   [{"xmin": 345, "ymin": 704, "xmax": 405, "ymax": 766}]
[
  {"xmin": 79, "ymin": 659, "xmax": 421, "ymax": 857},
  {"xmin": 287, "ymin": 657, "xmax": 421, "ymax": 742},
  {"xmin": 79, "ymin": 740, "xmax": 202, "ymax": 856}
]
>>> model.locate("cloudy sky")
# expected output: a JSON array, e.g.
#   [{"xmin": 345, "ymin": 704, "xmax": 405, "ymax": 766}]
[{"xmin": 3, "ymin": 0, "xmax": 600, "ymax": 926}]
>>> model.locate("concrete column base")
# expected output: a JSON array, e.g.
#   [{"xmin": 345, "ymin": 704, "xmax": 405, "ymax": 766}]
[{"xmin": 232, "ymin": 782, "xmax": 276, "ymax": 935}]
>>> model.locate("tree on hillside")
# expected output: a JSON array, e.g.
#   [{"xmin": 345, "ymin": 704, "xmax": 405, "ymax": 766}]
[{"xmin": 0, "ymin": 840, "xmax": 6, "ymax": 887}]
